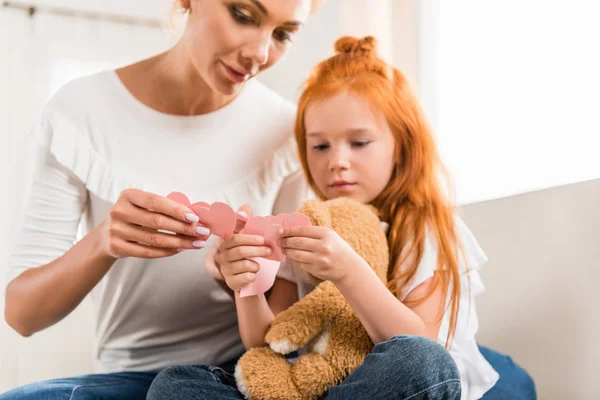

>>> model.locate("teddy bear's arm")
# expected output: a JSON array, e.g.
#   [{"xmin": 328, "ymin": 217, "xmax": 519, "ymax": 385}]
[{"xmin": 265, "ymin": 281, "xmax": 346, "ymax": 354}]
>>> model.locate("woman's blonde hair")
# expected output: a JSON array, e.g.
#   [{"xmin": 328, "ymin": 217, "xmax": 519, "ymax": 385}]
[
  {"xmin": 170, "ymin": 0, "xmax": 324, "ymax": 19},
  {"xmin": 294, "ymin": 36, "xmax": 463, "ymax": 347}
]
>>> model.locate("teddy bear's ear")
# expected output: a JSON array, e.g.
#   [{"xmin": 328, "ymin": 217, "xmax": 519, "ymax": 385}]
[{"xmin": 298, "ymin": 199, "xmax": 332, "ymax": 228}]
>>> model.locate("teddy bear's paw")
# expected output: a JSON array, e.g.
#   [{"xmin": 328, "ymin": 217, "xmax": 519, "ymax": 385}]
[
  {"xmin": 269, "ymin": 340, "xmax": 299, "ymax": 355},
  {"xmin": 235, "ymin": 347, "xmax": 303, "ymax": 400},
  {"xmin": 234, "ymin": 363, "xmax": 251, "ymax": 400}
]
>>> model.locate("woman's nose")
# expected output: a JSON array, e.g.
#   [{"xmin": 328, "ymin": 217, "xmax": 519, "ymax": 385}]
[{"xmin": 241, "ymin": 34, "xmax": 271, "ymax": 67}]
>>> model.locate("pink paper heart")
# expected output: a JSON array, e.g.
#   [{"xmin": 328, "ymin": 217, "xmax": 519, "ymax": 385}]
[
  {"xmin": 239, "ymin": 257, "xmax": 281, "ymax": 298},
  {"xmin": 190, "ymin": 201, "xmax": 209, "ymax": 210},
  {"xmin": 283, "ymin": 213, "xmax": 312, "ymax": 228},
  {"xmin": 193, "ymin": 202, "xmax": 236, "ymax": 238},
  {"xmin": 243, "ymin": 217, "xmax": 285, "ymax": 262},
  {"xmin": 167, "ymin": 192, "xmax": 191, "ymax": 205},
  {"xmin": 167, "ymin": 192, "xmax": 246, "ymax": 227}
]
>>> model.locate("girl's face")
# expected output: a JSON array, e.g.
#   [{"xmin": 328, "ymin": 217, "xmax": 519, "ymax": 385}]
[
  {"xmin": 181, "ymin": 0, "xmax": 311, "ymax": 95},
  {"xmin": 305, "ymin": 92, "xmax": 397, "ymax": 204}
]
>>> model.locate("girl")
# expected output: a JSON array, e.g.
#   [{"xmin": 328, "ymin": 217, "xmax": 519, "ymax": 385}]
[{"xmin": 148, "ymin": 37, "xmax": 535, "ymax": 399}]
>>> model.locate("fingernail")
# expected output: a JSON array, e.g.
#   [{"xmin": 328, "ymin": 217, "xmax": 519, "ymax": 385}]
[
  {"xmin": 265, "ymin": 247, "xmax": 272, "ymax": 255},
  {"xmin": 193, "ymin": 240, "xmax": 206, "ymax": 248},
  {"xmin": 278, "ymin": 228, "xmax": 284, "ymax": 235},
  {"xmin": 196, "ymin": 226, "xmax": 210, "ymax": 236},
  {"xmin": 255, "ymin": 236, "xmax": 264, "ymax": 243},
  {"xmin": 237, "ymin": 210, "xmax": 247, "ymax": 218},
  {"xmin": 177, "ymin": 248, "xmax": 186, "ymax": 252},
  {"xmin": 186, "ymin": 213, "xmax": 199, "ymax": 223}
]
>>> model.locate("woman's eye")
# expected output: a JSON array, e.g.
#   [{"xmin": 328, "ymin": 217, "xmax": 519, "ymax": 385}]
[
  {"xmin": 352, "ymin": 141, "xmax": 371, "ymax": 148},
  {"xmin": 231, "ymin": 6, "xmax": 255, "ymax": 24},
  {"xmin": 273, "ymin": 29, "xmax": 292, "ymax": 43},
  {"xmin": 312, "ymin": 144, "xmax": 329, "ymax": 151}
]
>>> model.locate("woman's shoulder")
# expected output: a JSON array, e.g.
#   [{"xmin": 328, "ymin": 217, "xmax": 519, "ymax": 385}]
[{"xmin": 45, "ymin": 70, "xmax": 115, "ymax": 113}]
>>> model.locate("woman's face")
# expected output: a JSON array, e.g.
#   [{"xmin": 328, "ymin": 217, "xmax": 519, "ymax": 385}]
[{"xmin": 180, "ymin": 0, "xmax": 311, "ymax": 95}]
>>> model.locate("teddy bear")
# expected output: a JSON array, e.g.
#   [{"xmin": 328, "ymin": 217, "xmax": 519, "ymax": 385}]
[{"xmin": 234, "ymin": 197, "xmax": 390, "ymax": 400}]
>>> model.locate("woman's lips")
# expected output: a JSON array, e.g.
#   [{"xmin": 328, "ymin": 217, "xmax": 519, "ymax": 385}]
[{"xmin": 221, "ymin": 61, "xmax": 249, "ymax": 83}]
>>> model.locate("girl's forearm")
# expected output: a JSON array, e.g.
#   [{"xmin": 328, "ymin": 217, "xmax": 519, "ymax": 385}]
[
  {"xmin": 335, "ymin": 260, "xmax": 430, "ymax": 344},
  {"xmin": 235, "ymin": 292, "xmax": 276, "ymax": 349}
]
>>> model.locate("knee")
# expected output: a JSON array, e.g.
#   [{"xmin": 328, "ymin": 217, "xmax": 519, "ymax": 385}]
[
  {"xmin": 147, "ymin": 365, "xmax": 213, "ymax": 400},
  {"xmin": 373, "ymin": 335, "xmax": 461, "ymax": 390}
]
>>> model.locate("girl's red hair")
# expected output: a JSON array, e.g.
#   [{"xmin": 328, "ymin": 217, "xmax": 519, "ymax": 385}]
[{"xmin": 295, "ymin": 36, "xmax": 462, "ymax": 347}]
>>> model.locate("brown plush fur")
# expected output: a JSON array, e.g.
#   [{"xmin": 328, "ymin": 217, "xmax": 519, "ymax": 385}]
[{"xmin": 235, "ymin": 198, "xmax": 390, "ymax": 400}]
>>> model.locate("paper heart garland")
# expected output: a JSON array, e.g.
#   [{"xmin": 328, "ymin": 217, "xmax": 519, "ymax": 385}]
[
  {"xmin": 167, "ymin": 192, "xmax": 246, "ymax": 238},
  {"xmin": 242, "ymin": 213, "xmax": 312, "ymax": 263},
  {"xmin": 238, "ymin": 213, "xmax": 311, "ymax": 298},
  {"xmin": 168, "ymin": 191, "xmax": 313, "ymax": 298}
]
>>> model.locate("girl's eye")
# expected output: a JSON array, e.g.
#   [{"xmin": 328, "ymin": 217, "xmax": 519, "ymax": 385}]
[
  {"xmin": 352, "ymin": 141, "xmax": 371, "ymax": 148},
  {"xmin": 231, "ymin": 6, "xmax": 255, "ymax": 24},
  {"xmin": 312, "ymin": 144, "xmax": 329, "ymax": 151},
  {"xmin": 273, "ymin": 29, "xmax": 292, "ymax": 43}
]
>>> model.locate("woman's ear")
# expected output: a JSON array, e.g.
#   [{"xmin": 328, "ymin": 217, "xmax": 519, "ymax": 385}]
[{"xmin": 298, "ymin": 200, "xmax": 331, "ymax": 228}]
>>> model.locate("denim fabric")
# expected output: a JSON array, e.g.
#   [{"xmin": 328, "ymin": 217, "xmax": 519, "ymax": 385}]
[
  {"xmin": 0, "ymin": 371, "xmax": 156, "ymax": 400},
  {"xmin": 0, "ymin": 339, "xmax": 536, "ymax": 400},
  {"xmin": 479, "ymin": 345, "xmax": 536, "ymax": 400},
  {"xmin": 146, "ymin": 335, "xmax": 462, "ymax": 400}
]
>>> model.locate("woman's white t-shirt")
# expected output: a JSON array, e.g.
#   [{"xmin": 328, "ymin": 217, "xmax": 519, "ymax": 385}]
[
  {"xmin": 6, "ymin": 70, "xmax": 301, "ymax": 373},
  {"xmin": 276, "ymin": 172, "xmax": 500, "ymax": 400}
]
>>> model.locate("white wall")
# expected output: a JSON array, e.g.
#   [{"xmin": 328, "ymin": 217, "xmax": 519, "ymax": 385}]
[{"xmin": 460, "ymin": 178, "xmax": 600, "ymax": 400}]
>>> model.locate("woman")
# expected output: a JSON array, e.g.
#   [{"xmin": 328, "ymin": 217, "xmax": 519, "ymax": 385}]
[{"xmin": 2, "ymin": 1, "xmax": 318, "ymax": 398}]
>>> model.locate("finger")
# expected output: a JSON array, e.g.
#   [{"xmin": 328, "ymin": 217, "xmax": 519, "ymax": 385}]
[
  {"xmin": 225, "ymin": 245, "xmax": 272, "ymax": 263},
  {"xmin": 228, "ymin": 272, "xmax": 258, "ymax": 290},
  {"xmin": 117, "ymin": 222, "xmax": 206, "ymax": 249},
  {"xmin": 123, "ymin": 189, "xmax": 198, "ymax": 224},
  {"xmin": 282, "ymin": 248, "xmax": 314, "ymax": 264},
  {"xmin": 282, "ymin": 226, "xmax": 324, "ymax": 239},
  {"xmin": 121, "ymin": 202, "xmax": 210, "ymax": 238},
  {"xmin": 221, "ymin": 259, "xmax": 260, "ymax": 276},
  {"xmin": 111, "ymin": 239, "xmax": 179, "ymax": 259},
  {"xmin": 234, "ymin": 204, "xmax": 253, "ymax": 234},
  {"xmin": 279, "ymin": 236, "xmax": 321, "ymax": 252},
  {"xmin": 222, "ymin": 234, "xmax": 265, "ymax": 251}
]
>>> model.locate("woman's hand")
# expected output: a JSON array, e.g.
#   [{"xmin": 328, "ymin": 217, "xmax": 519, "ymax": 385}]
[
  {"xmin": 279, "ymin": 226, "xmax": 367, "ymax": 284},
  {"xmin": 100, "ymin": 188, "xmax": 210, "ymax": 260},
  {"xmin": 216, "ymin": 233, "xmax": 274, "ymax": 292}
]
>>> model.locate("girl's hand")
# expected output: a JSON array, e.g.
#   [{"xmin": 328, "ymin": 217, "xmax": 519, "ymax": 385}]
[
  {"xmin": 216, "ymin": 233, "xmax": 274, "ymax": 292},
  {"xmin": 280, "ymin": 226, "xmax": 366, "ymax": 284},
  {"xmin": 204, "ymin": 204, "xmax": 253, "ymax": 282},
  {"xmin": 100, "ymin": 189, "xmax": 210, "ymax": 260}
]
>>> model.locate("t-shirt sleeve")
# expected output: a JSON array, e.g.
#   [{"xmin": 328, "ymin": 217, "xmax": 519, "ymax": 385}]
[
  {"xmin": 398, "ymin": 217, "xmax": 488, "ymax": 301},
  {"xmin": 6, "ymin": 149, "xmax": 88, "ymax": 287}
]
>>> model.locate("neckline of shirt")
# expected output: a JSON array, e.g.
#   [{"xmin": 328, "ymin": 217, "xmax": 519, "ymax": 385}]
[{"xmin": 101, "ymin": 69, "xmax": 255, "ymax": 128}]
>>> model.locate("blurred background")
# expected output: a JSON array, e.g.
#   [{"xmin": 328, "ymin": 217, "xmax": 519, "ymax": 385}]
[{"xmin": 1, "ymin": 1, "xmax": 599, "ymax": 398}]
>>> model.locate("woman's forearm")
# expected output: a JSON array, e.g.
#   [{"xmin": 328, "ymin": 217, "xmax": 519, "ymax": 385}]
[{"xmin": 4, "ymin": 221, "xmax": 116, "ymax": 336}]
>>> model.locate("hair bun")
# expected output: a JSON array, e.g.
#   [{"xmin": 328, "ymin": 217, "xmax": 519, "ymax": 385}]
[{"xmin": 334, "ymin": 36, "xmax": 377, "ymax": 56}]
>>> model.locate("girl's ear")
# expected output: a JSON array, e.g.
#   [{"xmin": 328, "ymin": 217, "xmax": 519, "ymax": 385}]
[{"xmin": 297, "ymin": 200, "xmax": 331, "ymax": 228}]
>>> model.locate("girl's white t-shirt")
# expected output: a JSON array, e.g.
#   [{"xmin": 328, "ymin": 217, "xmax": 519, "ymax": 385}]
[
  {"xmin": 275, "ymin": 172, "xmax": 500, "ymax": 400},
  {"xmin": 6, "ymin": 70, "xmax": 301, "ymax": 373}
]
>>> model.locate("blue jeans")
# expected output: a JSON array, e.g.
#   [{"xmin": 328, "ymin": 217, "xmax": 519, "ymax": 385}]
[
  {"xmin": 0, "ymin": 371, "xmax": 156, "ymax": 400},
  {"xmin": 146, "ymin": 335, "xmax": 462, "ymax": 399},
  {"xmin": 0, "ymin": 338, "xmax": 536, "ymax": 399},
  {"xmin": 479, "ymin": 346, "xmax": 537, "ymax": 400}
]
